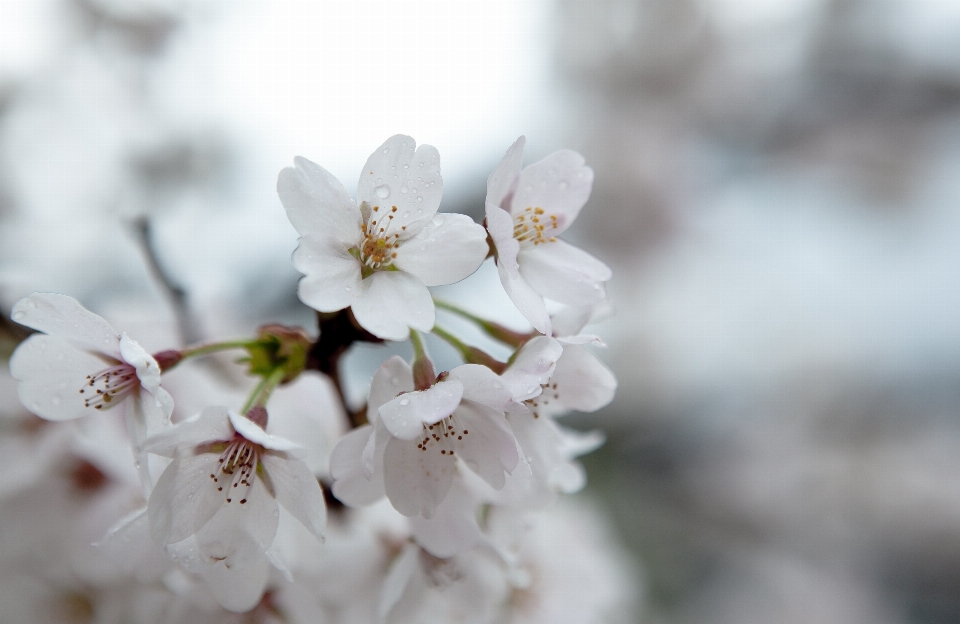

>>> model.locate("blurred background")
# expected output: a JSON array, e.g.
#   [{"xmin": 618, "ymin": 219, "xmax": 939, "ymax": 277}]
[{"xmin": 3, "ymin": 0, "xmax": 960, "ymax": 621}]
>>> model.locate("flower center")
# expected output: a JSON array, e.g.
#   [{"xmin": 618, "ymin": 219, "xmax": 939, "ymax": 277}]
[
  {"xmin": 415, "ymin": 415, "xmax": 469, "ymax": 455},
  {"xmin": 79, "ymin": 364, "xmax": 138, "ymax": 410},
  {"xmin": 524, "ymin": 381, "xmax": 560, "ymax": 418},
  {"xmin": 357, "ymin": 204, "xmax": 405, "ymax": 271},
  {"xmin": 513, "ymin": 206, "xmax": 559, "ymax": 246},
  {"xmin": 209, "ymin": 438, "xmax": 261, "ymax": 505}
]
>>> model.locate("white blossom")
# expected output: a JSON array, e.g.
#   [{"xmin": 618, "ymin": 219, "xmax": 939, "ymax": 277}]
[
  {"xmin": 144, "ymin": 406, "xmax": 326, "ymax": 570},
  {"xmin": 485, "ymin": 137, "xmax": 612, "ymax": 335},
  {"xmin": 278, "ymin": 135, "xmax": 489, "ymax": 341}
]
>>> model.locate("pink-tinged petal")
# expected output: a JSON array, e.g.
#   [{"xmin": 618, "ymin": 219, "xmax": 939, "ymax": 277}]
[
  {"xmin": 11, "ymin": 293, "xmax": 121, "ymax": 358},
  {"xmin": 356, "ymin": 135, "xmax": 442, "ymax": 236},
  {"xmin": 496, "ymin": 259, "xmax": 550, "ymax": 335},
  {"xmin": 549, "ymin": 344, "xmax": 617, "ymax": 414},
  {"xmin": 351, "ymin": 271, "xmax": 435, "ymax": 341},
  {"xmin": 229, "ymin": 410, "xmax": 299, "ymax": 451},
  {"xmin": 277, "ymin": 156, "xmax": 363, "ymax": 246},
  {"xmin": 453, "ymin": 401, "xmax": 518, "ymax": 489},
  {"xmin": 367, "ymin": 356, "xmax": 414, "ymax": 424},
  {"xmin": 486, "ymin": 136, "xmax": 525, "ymax": 209},
  {"xmin": 511, "ymin": 150, "xmax": 594, "ymax": 237},
  {"xmin": 330, "ymin": 425, "xmax": 386, "ymax": 507},
  {"xmin": 118, "ymin": 333, "xmax": 161, "ymax": 394},
  {"xmin": 410, "ymin": 481, "xmax": 482, "ymax": 557},
  {"xmin": 202, "ymin": 555, "xmax": 271, "ymax": 613},
  {"xmin": 379, "ymin": 379, "xmax": 463, "ymax": 440},
  {"xmin": 196, "ymin": 475, "xmax": 279, "ymax": 568},
  {"xmin": 449, "ymin": 364, "xmax": 514, "ymax": 411},
  {"xmin": 293, "ymin": 233, "xmax": 363, "ymax": 313},
  {"xmin": 148, "ymin": 453, "xmax": 223, "ymax": 545},
  {"xmin": 143, "ymin": 405, "xmax": 233, "ymax": 458},
  {"xmin": 383, "ymin": 436, "xmax": 456, "ymax": 517},
  {"xmin": 261, "ymin": 452, "xmax": 326, "ymax": 543},
  {"xmin": 518, "ymin": 240, "xmax": 610, "ymax": 306},
  {"xmin": 393, "ymin": 214, "xmax": 488, "ymax": 286},
  {"xmin": 500, "ymin": 336, "xmax": 563, "ymax": 402},
  {"xmin": 485, "ymin": 203, "xmax": 520, "ymax": 279}
]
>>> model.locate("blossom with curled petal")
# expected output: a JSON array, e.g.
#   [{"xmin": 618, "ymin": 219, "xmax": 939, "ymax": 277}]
[
  {"xmin": 331, "ymin": 355, "xmax": 520, "ymax": 520},
  {"xmin": 485, "ymin": 137, "xmax": 612, "ymax": 335},
  {"xmin": 278, "ymin": 135, "xmax": 489, "ymax": 341},
  {"xmin": 144, "ymin": 406, "xmax": 326, "ymax": 569}
]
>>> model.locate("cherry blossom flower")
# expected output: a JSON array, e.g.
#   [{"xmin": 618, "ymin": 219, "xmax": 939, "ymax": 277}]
[
  {"xmin": 144, "ymin": 406, "xmax": 326, "ymax": 569},
  {"xmin": 330, "ymin": 356, "xmax": 519, "ymax": 520},
  {"xmin": 278, "ymin": 135, "xmax": 489, "ymax": 341},
  {"xmin": 9, "ymin": 293, "xmax": 173, "ymax": 427},
  {"xmin": 485, "ymin": 137, "xmax": 612, "ymax": 335}
]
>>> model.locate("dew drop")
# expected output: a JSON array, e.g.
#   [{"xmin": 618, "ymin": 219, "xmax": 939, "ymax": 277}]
[
  {"xmin": 377, "ymin": 178, "xmax": 383, "ymax": 184},
  {"xmin": 417, "ymin": 176, "xmax": 422, "ymax": 181},
  {"xmin": 26, "ymin": 300, "xmax": 37, "ymax": 309},
  {"xmin": 417, "ymin": 208, "xmax": 423, "ymax": 214},
  {"xmin": 375, "ymin": 185, "xmax": 390, "ymax": 199},
  {"xmin": 417, "ymin": 196, "xmax": 423, "ymax": 202},
  {"xmin": 186, "ymin": 493, "xmax": 194, "ymax": 500},
  {"xmin": 400, "ymin": 185, "xmax": 409, "ymax": 193},
  {"xmin": 403, "ymin": 211, "xmax": 410, "ymax": 218},
  {"xmin": 344, "ymin": 286, "xmax": 352, "ymax": 292},
  {"xmin": 51, "ymin": 396, "xmax": 62, "ymax": 406},
  {"xmin": 399, "ymin": 398, "xmax": 410, "ymax": 406},
  {"xmin": 403, "ymin": 163, "xmax": 409, "ymax": 169},
  {"xmin": 391, "ymin": 165, "xmax": 396, "ymax": 170},
  {"xmin": 12, "ymin": 311, "xmax": 25, "ymax": 321},
  {"xmin": 432, "ymin": 215, "xmax": 445, "ymax": 226},
  {"xmin": 383, "ymin": 147, "xmax": 390, "ymax": 154}
]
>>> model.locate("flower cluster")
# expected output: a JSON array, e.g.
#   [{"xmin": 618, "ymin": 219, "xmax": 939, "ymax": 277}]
[{"xmin": 2, "ymin": 135, "xmax": 630, "ymax": 621}]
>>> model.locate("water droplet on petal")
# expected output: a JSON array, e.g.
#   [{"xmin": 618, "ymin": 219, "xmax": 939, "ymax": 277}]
[
  {"xmin": 344, "ymin": 286, "xmax": 352, "ymax": 292},
  {"xmin": 433, "ymin": 215, "xmax": 445, "ymax": 226},
  {"xmin": 383, "ymin": 147, "xmax": 390, "ymax": 154},
  {"xmin": 403, "ymin": 211, "xmax": 410, "ymax": 218},
  {"xmin": 417, "ymin": 196, "xmax": 423, "ymax": 202},
  {"xmin": 377, "ymin": 178, "xmax": 383, "ymax": 184},
  {"xmin": 12, "ymin": 311, "xmax": 24, "ymax": 321},
  {"xmin": 402, "ymin": 163, "xmax": 409, "ymax": 169},
  {"xmin": 375, "ymin": 185, "xmax": 390, "ymax": 199},
  {"xmin": 417, "ymin": 208, "xmax": 423, "ymax": 214},
  {"xmin": 400, "ymin": 398, "xmax": 410, "ymax": 406},
  {"xmin": 400, "ymin": 185, "xmax": 409, "ymax": 193},
  {"xmin": 26, "ymin": 300, "xmax": 37, "ymax": 309}
]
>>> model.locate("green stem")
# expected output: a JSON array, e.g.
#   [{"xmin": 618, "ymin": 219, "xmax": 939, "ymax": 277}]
[
  {"xmin": 431, "ymin": 325, "xmax": 507, "ymax": 374},
  {"xmin": 433, "ymin": 299, "xmax": 534, "ymax": 348},
  {"xmin": 180, "ymin": 340, "xmax": 254, "ymax": 359},
  {"xmin": 241, "ymin": 368, "xmax": 286, "ymax": 414}
]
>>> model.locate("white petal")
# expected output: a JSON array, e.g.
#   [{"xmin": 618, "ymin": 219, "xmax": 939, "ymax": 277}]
[
  {"xmin": 518, "ymin": 240, "xmax": 610, "ymax": 306},
  {"xmin": 351, "ymin": 271, "xmax": 435, "ymax": 341},
  {"xmin": 330, "ymin": 425, "xmax": 386, "ymax": 507},
  {"xmin": 196, "ymin": 474, "xmax": 279, "ymax": 568},
  {"xmin": 356, "ymin": 135, "xmax": 442, "ymax": 236},
  {"xmin": 119, "ymin": 333, "xmax": 161, "ymax": 393},
  {"xmin": 202, "ymin": 555, "xmax": 271, "ymax": 613},
  {"xmin": 229, "ymin": 410, "xmax": 299, "ymax": 451},
  {"xmin": 293, "ymin": 233, "xmax": 362, "ymax": 312},
  {"xmin": 393, "ymin": 214, "xmax": 488, "ymax": 286},
  {"xmin": 486, "ymin": 136, "xmax": 525, "ymax": 209},
  {"xmin": 379, "ymin": 379, "xmax": 463, "ymax": 440},
  {"xmin": 485, "ymin": 203, "xmax": 520, "ymax": 279},
  {"xmin": 143, "ymin": 405, "xmax": 233, "ymax": 458},
  {"xmin": 11, "ymin": 293, "xmax": 121, "ymax": 358},
  {"xmin": 452, "ymin": 401, "xmax": 518, "ymax": 489},
  {"xmin": 511, "ymin": 149, "xmax": 593, "ymax": 236},
  {"xmin": 410, "ymin": 481, "xmax": 482, "ymax": 557},
  {"xmin": 148, "ymin": 454, "xmax": 223, "ymax": 545},
  {"xmin": 10, "ymin": 334, "xmax": 116, "ymax": 421},
  {"xmin": 449, "ymin": 364, "xmax": 514, "ymax": 411},
  {"xmin": 367, "ymin": 355, "xmax": 414, "ymax": 425},
  {"xmin": 379, "ymin": 543, "xmax": 419, "ymax": 621},
  {"xmin": 9, "ymin": 334, "xmax": 109, "ymax": 379},
  {"xmin": 496, "ymin": 259, "xmax": 550, "ymax": 335},
  {"xmin": 550, "ymin": 304, "xmax": 597, "ymax": 339},
  {"xmin": 550, "ymin": 345, "xmax": 617, "ymax": 414},
  {"xmin": 278, "ymin": 156, "xmax": 363, "ymax": 245},
  {"xmin": 500, "ymin": 336, "xmax": 563, "ymax": 402},
  {"xmin": 383, "ymin": 436, "xmax": 456, "ymax": 517},
  {"xmin": 261, "ymin": 452, "xmax": 326, "ymax": 543}
]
